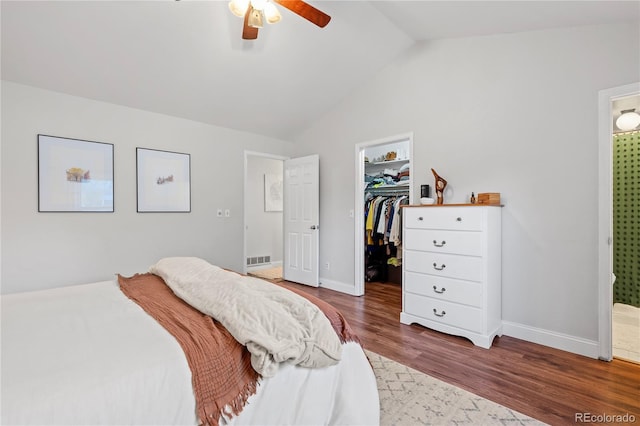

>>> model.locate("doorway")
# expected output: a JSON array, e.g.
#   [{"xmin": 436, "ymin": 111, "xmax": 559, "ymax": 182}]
[
  {"xmin": 598, "ymin": 83, "xmax": 640, "ymax": 362},
  {"xmin": 243, "ymin": 152, "xmax": 286, "ymax": 280},
  {"xmin": 611, "ymin": 96, "xmax": 640, "ymax": 364},
  {"xmin": 354, "ymin": 133, "xmax": 414, "ymax": 296},
  {"xmin": 243, "ymin": 152, "xmax": 320, "ymax": 287}
]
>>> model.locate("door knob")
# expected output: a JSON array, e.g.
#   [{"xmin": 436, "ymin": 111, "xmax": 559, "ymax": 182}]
[{"xmin": 310, "ymin": 225, "xmax": 319, "ymax": 230}]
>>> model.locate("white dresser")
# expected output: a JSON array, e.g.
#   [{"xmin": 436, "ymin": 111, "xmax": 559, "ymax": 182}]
[{"xmin": 400, "ymin": 205, "xmax": 502, "ymax": 348}]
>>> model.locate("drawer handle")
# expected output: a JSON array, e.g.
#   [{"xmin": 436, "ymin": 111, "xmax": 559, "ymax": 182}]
[
  {"xmin": 433, "ymin": 286, "xmax": 446, "ymax": 294},
  {"xmin": 418, "ymin": 216, "xmax": 424, "ymax": 221},
  {"xmin": 433, "ymin": 240, "xmax": 446, "ymax": 247},
  {"xmin": 433, "ymin": 309, "xmax": 446, "ymax": 317},
  {"xmin": 456, "ymin": 217, "xmax": 462, "ymax": 222},
  {"xmin": 432, "ymin": 263, "xmax": 446, "ymax": 271}
]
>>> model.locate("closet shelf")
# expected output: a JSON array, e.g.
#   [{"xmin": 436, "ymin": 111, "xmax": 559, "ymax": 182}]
[
  {"xmin": 365, "ymin": 158, "xmax": 409, "ymax": 166},
  {"xmin": 365, "ymin": 158, "xmax": 410, "ymax": 174},
  {"xmin": 366, "ymin": 184, "xmax": 410, "ymax": 196}
]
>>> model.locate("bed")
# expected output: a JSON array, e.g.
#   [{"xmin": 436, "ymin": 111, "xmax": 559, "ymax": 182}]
[{"xmin": 1, "ymin": 258, "xmax": 379, "ymax": 425}]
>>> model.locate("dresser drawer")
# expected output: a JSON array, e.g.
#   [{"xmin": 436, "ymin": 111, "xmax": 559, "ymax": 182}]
[
  {"xmin": 404, "ymin": 229, "xmax": 482, "ymax": 256},
  {"xmin": 404, "ymin": 207, "xmax": 483, "ymax": 231},
  {"xmin": 404, "ymin": 294, "xmax": 482, "ymax": 333},
  {"xmin": 404, "ymin": 250, "xmax": 482, "ymax": 282},
  {"xmin": 404, "ymin": 272, "xmax": 482, "ymax": 307}
]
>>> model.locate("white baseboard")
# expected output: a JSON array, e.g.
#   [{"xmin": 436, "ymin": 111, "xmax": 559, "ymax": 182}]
[
  {"xmin": 502, "ymin": 321, "xmax": 599, "ymax": 359},
  {"xmin": 309, "ymin": 280, "xmax": 600, "ymax": 358},
  {"xmin": 319, "ymin": 277, "xmax": 360, "ymax": 296}
]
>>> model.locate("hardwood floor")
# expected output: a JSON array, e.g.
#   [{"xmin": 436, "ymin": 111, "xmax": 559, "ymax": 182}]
[{"xmin": 280, "ymin": 280, "xmax": 640, "ymax": 425}]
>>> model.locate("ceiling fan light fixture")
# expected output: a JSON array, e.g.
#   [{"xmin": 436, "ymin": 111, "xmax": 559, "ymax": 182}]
[
  {"xmin": 616, "ymin": 109, "xmax": 640, "ymax": 131},
  {"xmin": 250, "ymin": 0, "xmax": 268, "ymax": 11},
  {"xmin": 234, "ymin": 0, "xmax": 330, "ymax": 40},
  {"xmin": 264, "ymin": 2, "xmax": 281, "ymax": 24},
  {"xmin": 228, "ymin": 0, "xmax": 249, "ymax": 17},
  {"xmin": 247, "ymin": 6, "xmax": 264, "ymax": 28}
]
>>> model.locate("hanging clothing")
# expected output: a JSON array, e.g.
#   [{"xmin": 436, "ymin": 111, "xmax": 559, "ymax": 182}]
[
  {"xmin": 364, "ymin": 195, "xmax": 407, "ymax": 251},
  {"xmin": 364, "ymin": 194, "xmax": 408, "ymax": 283},
  {"xmin": 389, "ymin": 197, "xmax": 407, "ymax": 247}
]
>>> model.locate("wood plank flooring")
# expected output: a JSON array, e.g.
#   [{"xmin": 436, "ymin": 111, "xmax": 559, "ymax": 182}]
[{"xmin": 279, "ymin": 280, "xmax": 640, "ymax": 425}]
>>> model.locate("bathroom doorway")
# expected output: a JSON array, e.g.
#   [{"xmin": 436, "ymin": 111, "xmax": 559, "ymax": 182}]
[
  {"xmin": 611, "ymin": 95, "xmax": 640, "ymax": 364},
  {"xmin": 598, "ymin": 83, "xmax": 640, "ymax": 362}
]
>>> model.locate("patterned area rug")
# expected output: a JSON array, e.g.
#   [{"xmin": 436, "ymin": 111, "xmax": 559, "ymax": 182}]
[{"xmin": 366, "ymin": 350, "xmax": 546, "ymax": 425}]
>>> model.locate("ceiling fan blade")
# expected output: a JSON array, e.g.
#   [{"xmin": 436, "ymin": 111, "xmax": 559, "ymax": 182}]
[
  {"xmin": 242, "ymin": 8, "xmax": 259, "ymax": 40},
  {"xmin": 273, "ymin": 0, "xmax": 331, "ymax": 28}
]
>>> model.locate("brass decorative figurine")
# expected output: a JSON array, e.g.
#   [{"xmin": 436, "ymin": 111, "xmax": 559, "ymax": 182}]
[{"xmin": 431, "ymin": 168, "xmax": 447, "ymax": 205}]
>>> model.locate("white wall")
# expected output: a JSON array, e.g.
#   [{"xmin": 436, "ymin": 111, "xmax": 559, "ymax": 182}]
[
  {"xmin": 245, "ymin": 155, "xmax": 283, "ymax": 265},
  {"xmin": 1, "ymin": 82, "xmax": 293, "ymax": 294},
  {"xmin": 293, "ymin": 23, "xmax": 640, "ymax": 357}
]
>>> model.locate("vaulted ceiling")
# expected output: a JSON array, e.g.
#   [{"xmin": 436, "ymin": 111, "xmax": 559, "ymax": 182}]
[{"xmin": 2, "ymin": 1, "xmax": 639, "ymax": 140}]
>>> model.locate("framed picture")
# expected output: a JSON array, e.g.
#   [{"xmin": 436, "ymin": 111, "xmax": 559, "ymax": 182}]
[
  {"xmin": 37, "ymin": 134, "xmax": 114, "ymax": 212},
  {"xmin": 264, "ymin": 173, "xmax": 283, "ymax": 212},
  {"xmin": 136, "ymin": 148, "xmax": 191, "ymax": 213}
]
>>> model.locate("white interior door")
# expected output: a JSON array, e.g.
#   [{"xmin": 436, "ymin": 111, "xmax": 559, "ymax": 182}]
[{"xmin": 283, "ymin": 154, "xmax": 319, "ymax": 287}]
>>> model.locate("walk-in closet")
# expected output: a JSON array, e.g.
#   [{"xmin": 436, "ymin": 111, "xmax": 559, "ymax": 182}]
[{"xmin": 363, "ymin": 140, "xmax": 410, "ymax": 286}]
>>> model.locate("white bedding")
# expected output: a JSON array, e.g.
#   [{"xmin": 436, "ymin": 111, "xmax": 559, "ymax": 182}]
[
  {"xmin": 150, "ymin": 257, "xmax": 342, "ymax": 377},
  {"xmin": 1, "ymin": 280, "xmax": 379, "ymax": 425}
]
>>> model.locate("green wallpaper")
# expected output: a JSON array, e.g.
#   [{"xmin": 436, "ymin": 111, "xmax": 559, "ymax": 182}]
[{"xmin": 613, "ymin": 132, "xmax": 639, "ymax": 307}]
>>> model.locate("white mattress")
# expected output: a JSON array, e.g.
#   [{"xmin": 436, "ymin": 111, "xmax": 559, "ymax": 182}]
[{"xmin": 1, "ymin": 280, "xmax": 379, "ymax": 425}]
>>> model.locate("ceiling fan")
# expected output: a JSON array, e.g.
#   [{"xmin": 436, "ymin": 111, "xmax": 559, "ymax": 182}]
[{"xmin": 228, "ymin": 0, "xmax": 331, "ymax": 40}]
